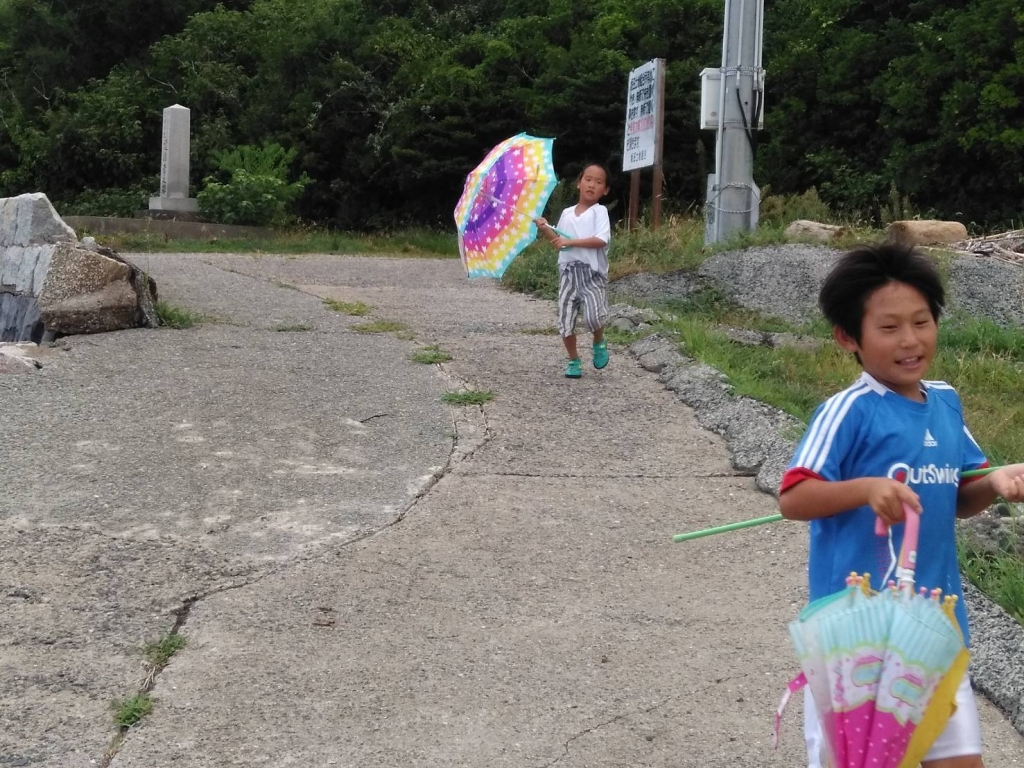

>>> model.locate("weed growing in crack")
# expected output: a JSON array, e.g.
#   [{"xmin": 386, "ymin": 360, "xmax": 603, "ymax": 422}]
[
  {"xmin": 412, "ymin": 345, "xmax": 452, "ymax": 364},
  {"xmin": 352, "ymin": 319, "xmax": 408, "ymax": 334},
  {"xmin": 155, "ymin": 301, "xmax": 204, "ymax": 329},
  {"xmin": 275, "ymin": 322, "xmax": 313, "ymax": 332},
  {"xmin": 518, "ymin": 326, "xmax": 559, "ymax": 336},
  {"xmin": 112, "ymin": 694, "xmax": 152, "ymax": 727},
  {"xmin": 143, "ymin": 634, "xmax": 187, "ymax": 669},
  {"xmin": 442, "ymin": 390, "xmax": 494, "ymax": 406},
  {"xmin": 323, "ymin": 298, "xmax": 371, "ymax": 316}
]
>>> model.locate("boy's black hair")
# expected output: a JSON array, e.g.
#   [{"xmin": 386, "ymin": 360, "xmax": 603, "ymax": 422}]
[
  {"xmin": 577, "ymin": 161, "xmax": 611, "ymax": 185},
  {"xmin": 819, "ymin": 244, "xmax": 945, "ymax": 342}
]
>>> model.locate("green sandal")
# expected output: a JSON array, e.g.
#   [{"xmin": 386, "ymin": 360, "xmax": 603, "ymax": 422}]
[
  {"xmin": 593, "ymin": 340, "xmax": 609, "ymax": 369},
  {"xmin": 565, "ymin": 358, "xmax": 582, "ymax": 378}
]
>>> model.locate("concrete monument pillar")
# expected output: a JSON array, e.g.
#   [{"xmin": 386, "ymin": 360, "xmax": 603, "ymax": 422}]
[{"xmin": 148, "ymin": 104, "xmax": 199, "ymax": 213}]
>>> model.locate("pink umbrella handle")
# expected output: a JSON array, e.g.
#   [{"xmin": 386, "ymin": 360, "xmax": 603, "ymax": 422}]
[{"xmin": 874, "ymin": 504, "xmax": 920, "ymax": 588}]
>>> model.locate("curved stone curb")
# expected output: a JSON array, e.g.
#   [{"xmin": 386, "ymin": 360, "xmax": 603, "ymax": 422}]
[
  {"xmin": 627, "ymin": 332, "xmax": 1024, "ymax": 738},
  {"xmin": 629, "ymin": 333, "xmax": 800, "ymax": 494}
]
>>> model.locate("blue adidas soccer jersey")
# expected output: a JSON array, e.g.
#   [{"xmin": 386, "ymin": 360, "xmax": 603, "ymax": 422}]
[{"xmin": 781, "ymin": 372, "xmax": 987, "ymax": 643}]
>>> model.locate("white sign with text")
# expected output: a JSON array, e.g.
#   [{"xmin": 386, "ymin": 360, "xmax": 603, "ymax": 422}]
[{"xmin": 622, "ymin": 60, "xmax": 661, "ymax": 172}]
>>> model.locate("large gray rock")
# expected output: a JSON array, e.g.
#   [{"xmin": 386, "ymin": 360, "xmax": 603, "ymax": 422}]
[
  {"xmin": 0, "ymin": 293, "xmax": 42, "ymax": 341},
  {"xmin": 696, "ymin": 244, "xmax": 1024, "ymax": 329},
  {"xmin": 948, "ymin": 255, "xmax": 1024, "ymax": 327},
  {"xmin": 0, "ymin": 193, "xmax": 158, "ymax": 341},
  {"xmin": 38, "ymin": 242, "xmax": 158, "ymax": 335},
  {"xmin": 0, "ymin": 192, "xmax": 77, "ymax": 247},
  {"xmin": 698, "ymin": 245, "xmax": 844, "ymax": 324}
]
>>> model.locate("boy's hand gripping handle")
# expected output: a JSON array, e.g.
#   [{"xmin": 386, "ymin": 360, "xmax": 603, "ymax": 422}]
[{"xmin": 875, "ymin": 504, "xmax": 920, "ymax": 591}]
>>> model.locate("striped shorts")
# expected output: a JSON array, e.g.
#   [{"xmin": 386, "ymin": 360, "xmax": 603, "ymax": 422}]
[{"xmin": 557, "ymin": 262, "xmax": 609, "ymax": 338}]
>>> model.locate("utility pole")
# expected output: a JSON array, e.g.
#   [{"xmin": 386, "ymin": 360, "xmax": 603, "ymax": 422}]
[{"xmin": 703, "ymin": 0, "xmax": 764, "ymax": 245}]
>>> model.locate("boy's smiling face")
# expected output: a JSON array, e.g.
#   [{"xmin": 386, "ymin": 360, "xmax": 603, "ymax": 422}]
[
  {"xmin": 834, "ymin": 280, "xmax": 938, "ymax": 401},
  {"xmin": 577, "ymin": 165, "xmax": 609, "ymax": 205}
]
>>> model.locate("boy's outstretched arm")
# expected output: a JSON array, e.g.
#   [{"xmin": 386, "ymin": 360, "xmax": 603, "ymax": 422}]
[
  {"xmin": 560, "ymin": 236, "xmax": 607, "ymax": 249},
  {"xmin": 956, "ymin": 463, "xmax": 1024, "ymax": 518},
  {"xmin": 780, "ymin": 477, "xmax": 921, "ymax": 525}
]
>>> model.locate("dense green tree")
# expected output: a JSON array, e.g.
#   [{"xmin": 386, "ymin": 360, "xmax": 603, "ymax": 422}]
[{"xmin": 0, "ymin": 0, "xmax": 1021, "ymax": 228}]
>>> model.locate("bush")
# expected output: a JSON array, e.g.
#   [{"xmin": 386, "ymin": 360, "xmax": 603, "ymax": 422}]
[
  {"xmin": 198, "ymin": 170, "xmax": 309, "ymax": 226},
  {"xmin": 57, "ymin": 184, "xmax": 153, "ymax": 217},
  {"xmin": 197, "ymin": 142, "xmax": 310, "ymax": 226},
  {"xmin": 758, "ymin": 187, "xmax": 836, "ymax": 227}
]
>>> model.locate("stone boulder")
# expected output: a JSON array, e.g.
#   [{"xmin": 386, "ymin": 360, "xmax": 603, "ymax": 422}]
[
  {"xmin": 0, "ymin": 341, "xmax": 47, "ymax": 374},
  {"xmin": 697, "ymin": 244, "xmax": 844, "ymax": 324},
  {"xmin": 948, "ymin": 255, "xmax": 1024, "ymax": 328},
  {"xmin": 695, "ymin": 244, "xmax": 1023, "ymax": 330},
  {"xmin": 886, "ymin": 219, "xmax": 968, "ymax": 246},
  {"xmin": 784, "ymin": 219, "xmax": 845, "ymax": 243},
  {"xmin": 0, "ymin": 193, "xmax": 158, "ymax": 342}
]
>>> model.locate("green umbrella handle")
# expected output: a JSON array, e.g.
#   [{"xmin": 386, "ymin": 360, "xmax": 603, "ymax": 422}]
[
  {"xmin": 542, "ymin": 224, "xmax": 573, "ymax": 239},
  {"xmin": 673, "ymin": 514, "xmax": 783, "ymax": 542},
  {"xmin": 671, "ymin": 465, "xmax": 1001, "ymax": 543}
]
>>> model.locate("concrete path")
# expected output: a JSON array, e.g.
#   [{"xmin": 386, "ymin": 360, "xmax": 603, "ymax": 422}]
[{"xmin": 2, "ymin": 253, "xmax": 1022, "ymax": 767}]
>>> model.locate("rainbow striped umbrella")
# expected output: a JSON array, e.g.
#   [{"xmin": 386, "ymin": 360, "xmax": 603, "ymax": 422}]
[{"xmin": 454, "ymin": 133, "xmax": 559, "ymax": 278}]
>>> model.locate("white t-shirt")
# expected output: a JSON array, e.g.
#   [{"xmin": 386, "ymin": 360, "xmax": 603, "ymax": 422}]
[{"xmin": 555, "ymin": 203, "xmax": 611, "ymax": 276}]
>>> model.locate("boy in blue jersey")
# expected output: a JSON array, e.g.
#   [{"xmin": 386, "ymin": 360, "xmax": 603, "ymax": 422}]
[{"xmin": 779, "ymin": 244, "xmax": 1024, "ymax": 768}]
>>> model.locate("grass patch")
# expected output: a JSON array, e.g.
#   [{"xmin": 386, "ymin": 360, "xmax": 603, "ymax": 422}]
[
  {"xmin": 394, "ymin": 329, "xmax": 417, "ymax": 341},
  {"xmin": 155, "ymin": 301, "xmax": 203, "ymax": 329},
  {"xmin": 603, "ymin": 326, "xmax": 646, "ymax": 345},
  {"xmin": 442, "ymin": 389, "xmax": 495, "ymax": 406},
  {"xmin": 323, "ymin": 298, "xmax": 371, "ymax": 316},
  {"xmin": 959, "ymin": 527, "xmax": 1024, "ymax": 623},
  {"xmin": 411, "ymin": 345, "xmax": 452, "ymax": 364},
  {"xmin": 112, "ymin": 694, "xmax": 153, "ymax": 727},
  {"xmin": 275, "ymin": 322, "xmax": 313, "ymax": 332},
  {"xmin": 351, "ymin": 319, "xmax": 408, "ymax": 334},
  {"xmin": 143, "ymin": 634, "xmax": 187, "ymax": 669},
  {"xmin": 93, "ymin": 227, "xmax": 458, "ymax": 257},
  {"xmin": 519, "ymin": 326, "xmax": 560, "ymax": 336}
]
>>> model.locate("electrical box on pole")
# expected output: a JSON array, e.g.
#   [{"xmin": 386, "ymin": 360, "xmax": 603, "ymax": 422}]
[
  {"xmin": 702, "ymin": 0, "xmax": 765, "ymax": 246},
  {"xmin": 700, "ymin": 68, "xmax": 763, "ymax": 131}
]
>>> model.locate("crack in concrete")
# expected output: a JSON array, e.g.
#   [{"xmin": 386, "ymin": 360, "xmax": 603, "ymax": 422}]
[
  {"xmin": 91, "ymin": 265, "xmax": 498, "ymax": 766},
  {"xmin": 536, "ymin": 695, "xmax": 677, "ymax": 768},
  {"xmin": 534, "ymin": 674, "xmax": 749, "ymax": 768}
]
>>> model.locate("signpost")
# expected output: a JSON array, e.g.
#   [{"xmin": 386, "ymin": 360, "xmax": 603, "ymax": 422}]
[{"xmin": 622, "ymin": 59, "xmax": 666, "ymax": 231}]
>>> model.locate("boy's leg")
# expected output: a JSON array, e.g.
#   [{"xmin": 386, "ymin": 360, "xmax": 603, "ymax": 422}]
[
  {"xmin": 557, "ymin": 266, "xmax": 582, "ymax": 378},
  {"xmin": 803, "ymin": 689, "xmax": 825, "ymax": 768},
  {"xmin": 562, "ymin": 334, "xmax": 579, "ymax": 359},
  {"xmin": 920, "ymin": 676, "xmax": 983, "ymax": 768},
  {"xmin": 921, "ymin": 758, "xmax": 984, "ymax": 768},
  {"xmin": 578, "ymin": 268, "xmax": 609, "ymax": 369}
]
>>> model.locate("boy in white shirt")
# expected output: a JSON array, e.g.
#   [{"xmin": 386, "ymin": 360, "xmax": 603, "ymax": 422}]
[{"xmin": 536, "ymin": 163, "xmax": 612, "ymax": 378}]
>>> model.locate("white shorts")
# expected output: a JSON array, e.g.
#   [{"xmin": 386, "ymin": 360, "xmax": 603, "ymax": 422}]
[{"xmin": 804, "ymin": 675, "xmax": 982, "ymax": 766}]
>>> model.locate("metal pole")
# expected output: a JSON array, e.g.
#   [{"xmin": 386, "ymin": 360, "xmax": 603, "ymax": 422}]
[{"xmin": 708, "ymin": 0, "xmax": 763, "ymax": 244}]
